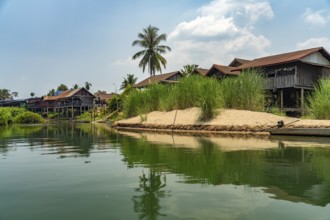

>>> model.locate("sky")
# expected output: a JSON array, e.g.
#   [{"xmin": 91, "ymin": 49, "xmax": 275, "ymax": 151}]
[{"xmin": 1, "ymin": 0, "xmax": 330, "ymax": 98}]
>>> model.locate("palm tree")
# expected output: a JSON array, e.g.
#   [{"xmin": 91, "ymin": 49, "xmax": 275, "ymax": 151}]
[
  {"xmin": 181, "ymin": 64, "xmax": 199, "ymax": 77},
  {"xmin": 85, "ymin": 82, "xmax": 92, "ymax": 91},
  {"xmin": 132, "ymin": 25, "xmax": 171, "ymax": 76},
  {"xmin": 72, "ymin": 84, "xmax": 79, "ymax": 89},
  {"xmin": 120, "ymin": 74, "xmax": 137, "ymax": 90},
  {"xmin": 30, "ymin": 92, "xmax": 35, "ymax": 97}
]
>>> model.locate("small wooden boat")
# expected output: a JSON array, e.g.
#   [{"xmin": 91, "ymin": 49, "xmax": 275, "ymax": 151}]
[{"xmin": 269, "ymin": 128, "xmax": 330, "ymax": 137}]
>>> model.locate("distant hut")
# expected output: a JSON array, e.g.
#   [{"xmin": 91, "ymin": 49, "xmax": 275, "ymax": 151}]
[{"xmin": 94, "ymin": 91, "xmax": 117, "ymax": 108}]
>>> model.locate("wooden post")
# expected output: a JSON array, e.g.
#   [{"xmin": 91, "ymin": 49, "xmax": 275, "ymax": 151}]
[
  {"xmin": 280, "ymin": 90, "xmax": 284, "ymax": 109},
  {"xmin": 301, "ymin": 88, "xmax": 304, "ymax": 114},
  {"xmin": 71, "ymin": 97, "xmax": 74, "ymax": 120}
]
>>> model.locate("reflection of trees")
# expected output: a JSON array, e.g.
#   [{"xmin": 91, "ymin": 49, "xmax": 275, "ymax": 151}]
[
  {"xmin": 0, "ymin": 124, "xmax": 119, "ymax": 158},
  {"xmin": 119, "ymin": 132, "xmax": 330, "ymax": 207},
  {"xmin": 132, "ymin": 169, "xmax": 169, "ymax": 220}
]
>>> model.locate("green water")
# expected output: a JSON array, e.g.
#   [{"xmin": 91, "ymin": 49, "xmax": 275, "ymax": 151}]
[{"xmin": 1, "ymin": 124, "xmax": 330, "ymax": 220}]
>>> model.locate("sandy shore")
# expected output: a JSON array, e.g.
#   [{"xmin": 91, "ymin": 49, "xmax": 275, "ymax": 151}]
[{"xmin": 113, "ymin": 108, "xmax": 330, "ymax": 133}]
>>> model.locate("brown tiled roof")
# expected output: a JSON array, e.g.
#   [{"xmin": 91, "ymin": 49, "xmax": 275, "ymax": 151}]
[
  {"xmin": 206, "ymin": 64, "xmax": 240, "ymax": 76},
  {"xmin": 95, "ymin": 92, "xmax": 116, "ymax": 101},
  {"xmin": 228, "ymin": 58, "xmax": 250, "ymax": 67},
  {"xmin": 236, "ymin": 47, "xmax": 330, "ymax": 70},
  {"xmin": 43, "ymin": 88, "xmax": 95, "ymax": 101},
  {"xmin": 134, "ymin": 71, "xmax": 181, "ymax": 88},
  {"xmin": 193, "ymin": 68, "xmax": 209, "ymax": 76}
]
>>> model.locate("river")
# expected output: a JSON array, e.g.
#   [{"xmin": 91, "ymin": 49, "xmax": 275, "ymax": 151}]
[{"xmin": 1, "ymin": 123, "xmax": 330, "ymax": 220}]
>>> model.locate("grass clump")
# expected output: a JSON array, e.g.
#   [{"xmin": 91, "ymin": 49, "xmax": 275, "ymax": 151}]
[
  {"xmin": 306, "ymin": 78, "xmax": 330, "ymax": 119},
  {"xmin": 221, "ymin": 69, "xmax": 265, "ymax": 111}
]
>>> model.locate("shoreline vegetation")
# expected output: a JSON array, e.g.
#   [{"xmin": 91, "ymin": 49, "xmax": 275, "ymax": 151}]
[
  {"xmin": 0, "ymin": 107, "xmax": 44, "ymax": 126},
  {"xmin": 122, "ymin": 70, "xmax": 266, "ymax": 121},
  {"xmin": 112, "ymin": 70, "xmax": 330, "ymax": 133},
  {"xmin": 2, "ymin": 71, "xmax": 330, "ymax": 134}
]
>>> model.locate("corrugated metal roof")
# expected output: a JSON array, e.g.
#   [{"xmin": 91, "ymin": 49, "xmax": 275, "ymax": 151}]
[
  {"xmin": 134, "ymin": 71, "xmax": 181, "ymax": 88},
  {"xmin": 235, "ymin": 47, "xmax": 330, "ymax": 70}
]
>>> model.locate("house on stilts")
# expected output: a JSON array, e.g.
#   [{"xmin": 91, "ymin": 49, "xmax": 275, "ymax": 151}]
[
  {"xmin": 28, "ymin": 88, "xmax": 95, "ymax": 118},
  {"xmin": 234, "ymin": 47, "xmax": 330, "ymax": 114}
]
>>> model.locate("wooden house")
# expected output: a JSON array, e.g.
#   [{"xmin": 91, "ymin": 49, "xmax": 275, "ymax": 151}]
[
  {"xmin": 38, "ymin": 88, "xmax": 95, "ymax": 118},
  {"xmin": 134, "ymin": 71, "xmax": 182, "ymax": 89},
  {"xmin": 235, "ymin": 47, "xmax": 330, "ymax": 113},
  {"xmin": 94, "ymin": 91, "xmax": 117, "ymax": 107}
]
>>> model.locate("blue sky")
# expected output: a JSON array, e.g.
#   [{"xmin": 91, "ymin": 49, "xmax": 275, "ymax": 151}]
[{"xmin": 1, "ymin": 0, "xmax": 330, "ymax": 98}]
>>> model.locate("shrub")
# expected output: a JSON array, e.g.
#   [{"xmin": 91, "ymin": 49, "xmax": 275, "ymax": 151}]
[
  {"xmin": 0, "ymin": 108, "xmax": 12, "ymax": 125},
  {"xmin": 13, "ymin": 111, "xmax": 44, "ymax": 124}
]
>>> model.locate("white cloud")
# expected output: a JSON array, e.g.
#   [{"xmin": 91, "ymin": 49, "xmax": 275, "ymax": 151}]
[
  {"xmin": 167, "ymin": 0, "xmax": 273, "ymax": 69},
  {"xmin": 296, "ymin": 37, "xmax": 330, "ymax": 51},
  {"xmin": 303, "ymin": 8, "xmax": 329, "ymax": 26}
]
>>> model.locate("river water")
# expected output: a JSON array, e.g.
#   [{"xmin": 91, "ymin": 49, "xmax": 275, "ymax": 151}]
[{"xmin": 1, "ymin": 123, "xmax": 330, "ymax": 220}]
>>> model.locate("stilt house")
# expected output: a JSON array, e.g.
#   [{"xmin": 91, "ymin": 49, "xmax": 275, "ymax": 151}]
[
  {"xmin": 37, "ymin": 88, "xmax": 95, "ymax": 118},
  {"xmin": 235, "ymin": 47, "xmax": 330, "ymax": 113}
]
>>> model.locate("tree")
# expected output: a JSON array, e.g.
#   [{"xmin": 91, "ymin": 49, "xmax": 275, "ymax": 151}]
[
  {"xmin": 85, "ymin": 82, "xmax": 92, "ymax": 91},
  {"xmin": 181, "ymin": 64, "xmax": 199, "ymax": 77},
  {"xmin": 47, "ymin": 89, "xmax": 55, "ymax": 96},
  {"xmin": 30, "ymin": 92, "xmax": 35, "ymax": 97},
  {"xmin": 72, "ymin": 84, "xmax": 79, "ymax": 89},
  {"xmin": 132, "ymin": 25, "xmax": 171, "ymax": 76},
  {"xmin": 0, "ymin": 89, "xmax": 12, "ymax": 100},
  {"xmin": 57, "ymin": 84, "xmax": 68, "ymax": 91},
  {"xmin": 11, "ymin": 91, "xmax": 18, "ymax": 98},
  {"xmin": 120, "ymin": 74, "xmax": 137, "ymax": 90}
]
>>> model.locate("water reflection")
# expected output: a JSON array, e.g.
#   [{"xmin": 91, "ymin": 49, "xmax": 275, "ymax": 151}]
[
  {"xmin": 2, "ymin": 124, "xmax": 330, "ymax": 210},
  {"xmin": 0, "ymin": 123, "xmax": 119, "ymax": 158},
  {"xmin": 133, "ymin": 169, "xmax": 169, "ymax": 220},
  {"xmin": 118, "ymin": 129, "xmax": 330, "ymax": 207}
]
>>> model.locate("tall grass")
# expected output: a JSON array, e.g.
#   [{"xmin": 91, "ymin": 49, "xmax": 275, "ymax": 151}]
[
  {"xmin": 122, "ymin": 70, "xmax": 265, "ymax": 120},
  {"xmin": 306, "ymin": 78, "xmax": 330, "ymax": 119},
  {"xmin": 221, "ymin": 69, "xmax": 265, "ymax": 111}
]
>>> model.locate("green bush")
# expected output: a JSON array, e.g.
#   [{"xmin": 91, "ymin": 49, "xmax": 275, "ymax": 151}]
[
  {"xmin": 13, "ymin": 111, "xmax": 44, "ymax": 124},
  {"xmin": 0, "ymin": 108, "xmax": 13, "ymax": 125}
]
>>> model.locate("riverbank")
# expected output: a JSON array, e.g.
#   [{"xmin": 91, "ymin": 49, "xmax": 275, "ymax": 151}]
[{"xmin": 113, "ymin": 108, "xmax": 330, "ymax": 133}]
